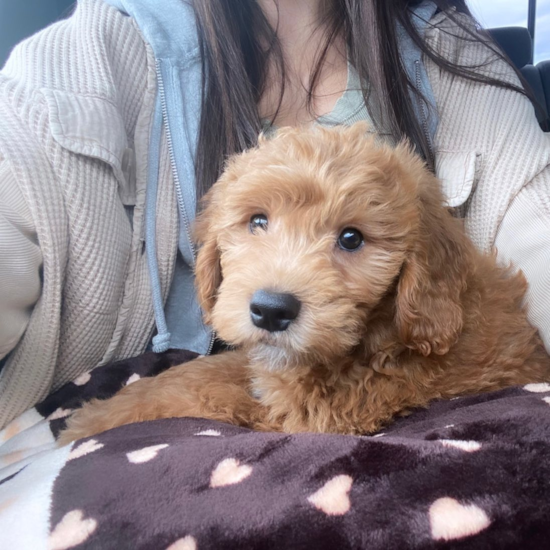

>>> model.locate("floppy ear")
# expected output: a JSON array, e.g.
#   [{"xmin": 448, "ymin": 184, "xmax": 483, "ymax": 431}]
[
  {"xmin": 194, "ymin": 190, "xmax": 222, "ymax": 324},
  {"xmin": 395, "ymin": 178, "xmax": 472, "ymax": 357}
]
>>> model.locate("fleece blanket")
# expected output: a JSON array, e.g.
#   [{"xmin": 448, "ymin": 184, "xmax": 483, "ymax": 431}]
[{"xmin": 1, "ymin": 350, "xmax": 550, "ymax": 550}]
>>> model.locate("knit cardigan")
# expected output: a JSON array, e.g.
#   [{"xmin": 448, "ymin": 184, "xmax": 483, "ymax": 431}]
[{"xmin": 0, "ymin": 0, "xmax": 549, "ymax": 428}]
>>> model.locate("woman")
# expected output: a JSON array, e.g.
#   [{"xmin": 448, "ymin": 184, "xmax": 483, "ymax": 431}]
[{"xmin": 0, "ymin": 0, "xmax": 548, "ymax": 429}]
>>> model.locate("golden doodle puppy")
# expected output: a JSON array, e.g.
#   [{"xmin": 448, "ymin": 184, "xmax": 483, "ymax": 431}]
[{"xmin": 60, "ymin": 123, "xmax": 550, "ymax": 443}]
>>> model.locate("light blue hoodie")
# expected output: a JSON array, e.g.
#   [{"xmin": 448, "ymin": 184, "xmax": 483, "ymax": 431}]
[{"xmin": 103, "ymin": 0, "xmax": 439, "ymax": 355}]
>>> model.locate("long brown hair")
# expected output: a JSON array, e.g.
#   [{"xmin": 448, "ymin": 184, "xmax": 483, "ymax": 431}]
[{"xmin": 193, "ymin": 0, "xmax": 534, "ymax": 197}]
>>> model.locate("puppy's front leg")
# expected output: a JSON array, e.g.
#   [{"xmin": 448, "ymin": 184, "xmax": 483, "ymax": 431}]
[{"xmin": 59, "ymin": 350, "xmax": 262, "ymax": 444}]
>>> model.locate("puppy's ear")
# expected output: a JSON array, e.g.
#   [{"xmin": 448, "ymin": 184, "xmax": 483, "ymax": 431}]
[
  {"xmin": 395, "ymin": 176, "xmax": 472, "ymax": 357},
  {"xmin": 194, "ymin": 189, "xmax": 222, "ymax": 324}
]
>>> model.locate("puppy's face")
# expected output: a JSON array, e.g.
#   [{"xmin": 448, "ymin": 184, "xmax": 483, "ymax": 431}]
[{"xmin": 195, "ymin": 125, "xmax": 466, "ymax": 369}]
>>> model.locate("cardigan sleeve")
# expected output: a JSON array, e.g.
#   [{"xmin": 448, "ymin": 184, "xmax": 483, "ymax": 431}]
[
  {"xmin": 0, "ymin": 158, "xmax": 43, "ymax": 360},
  {"xmin": 425, "ymin": 11, "xmax": 550, "ymax": 351},
  {"xmin": 494, "ymin": 169, "xmax": 550, "ymax": 353}
]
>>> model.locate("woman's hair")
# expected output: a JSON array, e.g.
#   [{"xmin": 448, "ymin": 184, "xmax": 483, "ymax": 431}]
[{"xmin": 193, "ymin": 0, "xmax": 534, "ymax": 197}]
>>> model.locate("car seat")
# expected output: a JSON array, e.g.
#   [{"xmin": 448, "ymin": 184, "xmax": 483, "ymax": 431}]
[{"xmin": 489, "ymin": 26, "xmax": 549, "ymax": 128}]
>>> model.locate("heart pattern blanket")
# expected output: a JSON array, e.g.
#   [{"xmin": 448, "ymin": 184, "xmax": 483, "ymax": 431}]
[{"xmin": 1, "ymin": 349, "xmax": 550, "ymax": 549}]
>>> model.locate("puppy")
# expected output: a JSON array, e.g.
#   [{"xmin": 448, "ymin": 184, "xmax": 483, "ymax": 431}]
[{"xmin": 60, "ymin": 123, "xmax": 550, "ymax": 443}]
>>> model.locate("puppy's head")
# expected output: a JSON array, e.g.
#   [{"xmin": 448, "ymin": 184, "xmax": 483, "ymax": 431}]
[{"xmin": 195, "ymin": 124, "xmax": 470, "ymax": 369}]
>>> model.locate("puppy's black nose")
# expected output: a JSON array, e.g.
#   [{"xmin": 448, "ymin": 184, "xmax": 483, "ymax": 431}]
[{"xmin": 250, "ymin": 290, "xmax": 301, "ymax": 332}]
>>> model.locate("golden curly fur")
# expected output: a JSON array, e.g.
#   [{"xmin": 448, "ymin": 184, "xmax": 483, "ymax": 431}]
[{"xmin": 60, "ymin": 124, "xmax": 550, "ymax": 443}]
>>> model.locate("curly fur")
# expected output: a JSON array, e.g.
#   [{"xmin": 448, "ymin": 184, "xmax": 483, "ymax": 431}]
[{"xmin": 61, "ymin": 123, "xmax": 550, "ymax": 443}]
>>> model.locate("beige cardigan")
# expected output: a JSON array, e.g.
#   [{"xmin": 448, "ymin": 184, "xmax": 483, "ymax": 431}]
[{"xmin": 0, "ymin": 0, "xmax": 549, "ymax": 428}]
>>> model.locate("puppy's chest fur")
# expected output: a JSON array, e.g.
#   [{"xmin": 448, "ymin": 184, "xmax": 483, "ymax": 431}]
[{"xmin": 246, "ymin": 351, "xmax": 434, "ymax": 434}]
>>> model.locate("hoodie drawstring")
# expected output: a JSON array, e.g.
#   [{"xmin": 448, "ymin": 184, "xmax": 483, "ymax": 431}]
[{"xmin": 145, "ymin": 91, "xmax": 171, "ymax": 353}]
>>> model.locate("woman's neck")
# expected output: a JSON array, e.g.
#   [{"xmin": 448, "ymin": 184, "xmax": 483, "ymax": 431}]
[
  {"xmin": 258, "ymin": 0, "xmax": 332, "ymax": 75},
  {"xmin": 258, "ymin": 0, "xmax": 326, "ymax": 46},
  {"xmin": 257, "ymin": 0, "xmax": 347, "ymax": 127}
]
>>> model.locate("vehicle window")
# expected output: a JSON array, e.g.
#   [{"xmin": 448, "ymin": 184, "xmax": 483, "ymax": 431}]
[
  {"xmin": 533, "ymin": 0, "xmax": 550, "ymax": 62},
  {"xmin": 470, "ymin": 0, "xmax": 550, "ymax": 63}
]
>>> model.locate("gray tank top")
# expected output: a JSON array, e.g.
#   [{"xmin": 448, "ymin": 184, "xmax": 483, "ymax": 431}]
[{"xmin": 261, "ymin": 61, "xmax": 395, "ymax": 145}]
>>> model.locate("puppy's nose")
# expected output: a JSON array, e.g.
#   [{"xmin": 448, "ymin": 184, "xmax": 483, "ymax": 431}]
[{"xmin": 250, "ymin": 290, "xmax": 301, "ymax": 332}]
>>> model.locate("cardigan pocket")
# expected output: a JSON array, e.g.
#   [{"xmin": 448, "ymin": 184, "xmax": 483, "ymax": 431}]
[
  {"xmin": 40, "ymin": 89, "xmax": 136, "ymax": 205},
  {"xmin": 435, "ymin": 151, "xmax": 480, "ymax": 208}
]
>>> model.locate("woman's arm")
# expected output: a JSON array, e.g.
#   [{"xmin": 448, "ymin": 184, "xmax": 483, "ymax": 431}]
[
  {"xmin": 425, "ymin": 11, "xmax": 550, "ymax": 351},
  {"xmin": 495, "ymin": 172, "xmax": 550, "ymax": 352},
  {"xmin": 0, "ymin": 159, "xmax": 42, "ymax": 360}
]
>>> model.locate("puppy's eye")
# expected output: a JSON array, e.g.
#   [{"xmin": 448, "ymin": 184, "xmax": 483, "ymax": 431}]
[
  {"xmin": 250, "ymin": 214, "xmax": 268, "ymax": 234},
  {"xmin": 338, "ymin": 228, "xmax": 364, "ymax": 251}
]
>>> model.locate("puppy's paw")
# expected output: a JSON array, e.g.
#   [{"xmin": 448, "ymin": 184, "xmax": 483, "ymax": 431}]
[
  {"xmin": 57, "ymin": 423, "xmax": 95, "ymax": 446},
  {"xmin": 57, "ymin": 398, "xmax": 124, "ymax": 446}
]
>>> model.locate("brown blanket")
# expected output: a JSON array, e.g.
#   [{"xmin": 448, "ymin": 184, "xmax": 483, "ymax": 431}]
[{"xmin": 1, "ymin": 350, "xmax": 550, "ymax": 549}]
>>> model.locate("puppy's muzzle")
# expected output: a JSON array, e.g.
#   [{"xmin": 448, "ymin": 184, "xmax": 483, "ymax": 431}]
[{"xmin": 250, "ymin": 290, "xmax": 301, "ymax": 332}]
